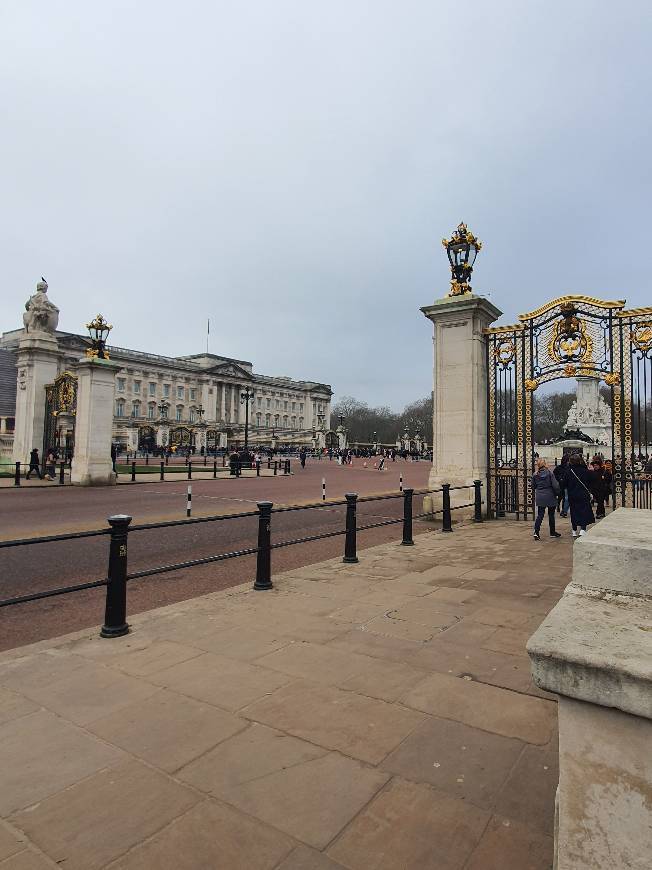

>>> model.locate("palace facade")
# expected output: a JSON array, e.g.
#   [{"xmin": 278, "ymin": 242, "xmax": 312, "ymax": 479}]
[{"xmin": 0, "ymin": 325, "xmax": 332, "ymax": 457}]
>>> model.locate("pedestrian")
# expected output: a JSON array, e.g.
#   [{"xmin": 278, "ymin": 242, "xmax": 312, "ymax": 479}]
[
  {"xmin": 45, "ymin": 448, "xmax": 57, "ymax": 481},
  {"xmin": 378, "ymin": 455, "xmax": 385, "ymax": 471},
  {"xmin": 553, "ymin": 454, "xmax": 569, "ymax": 517},
  {"xmin": 590, "ymin": 456, "xmax": 612, "ymax": 518},
  {"xmin": 26, "ymin": 448, "xmax": 43, "ymax": 480},
  {"xmin": 299, "ymin": 447, "xmax": 306, "ymax": 469},
  {"xmin": 566, "ymin": 454, "xmax": 596, "ymax": 537},
  {"xmin": 532, "ymin": 458, "xmax": 561, "ymax": 540}
]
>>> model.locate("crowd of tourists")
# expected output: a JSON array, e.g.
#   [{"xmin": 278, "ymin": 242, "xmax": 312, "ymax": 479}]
[{"xmin": 531, "ymin": 453, "xmax": 614, "ymax": 540}]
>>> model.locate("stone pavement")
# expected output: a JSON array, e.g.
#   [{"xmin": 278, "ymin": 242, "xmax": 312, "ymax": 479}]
[{"xmin": 0, "ymin": 520, "xmax": 571, "ymax": 869}]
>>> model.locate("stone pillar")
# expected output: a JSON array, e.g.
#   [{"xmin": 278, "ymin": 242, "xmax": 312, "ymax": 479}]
[
  {"xmin": 71, "ymin": 357, "xmax": 122, "ymax": 486},
  {"xmin": 220, "ymin": 383, "xmax": 226, "ymax": 421},
  {"xmin": 12, "ymin": 332, "xmax": 60, "ymax": 465},
  {"xmin": 421, "ymin": 294, "xmax": 501, "ymax": 504},
  {"xmin": 528, "ymin": 509, "xmax": 652, "ymax": 870}
]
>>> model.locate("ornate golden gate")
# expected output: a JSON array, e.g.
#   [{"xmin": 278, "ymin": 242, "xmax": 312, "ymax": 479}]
[
  {"xmin": 43, "ymin": 371, "xmax": 78, "ymax": 459},
  {"xmin": 485, "ymin": 295, "xmax": 652, "ymax": 518}
]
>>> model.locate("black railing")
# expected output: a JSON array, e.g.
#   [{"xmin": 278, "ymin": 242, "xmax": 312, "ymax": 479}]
[
  {"xmin": 0, "ymin": 481, "xmax": 483, "ymax": 637},
  {"xmin": 2, "ymin": 461, "xmax": 70, "ymax": 486}
]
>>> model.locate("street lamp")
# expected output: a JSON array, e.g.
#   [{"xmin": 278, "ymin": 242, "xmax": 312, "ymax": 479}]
[
  {"xmin": 338, "ymin": 414, "xmax": 346, "ymax": 428},
  {"xmin": 85, "ymin": 314, "xmax": 113, "ymax": 360},
  {"xmin": 240, "ymin": 387, "xmax": 255, "ymax": 452},
  {"xmin": 442, "ymin": 222, "xmax": 482, "ymax": 297}
]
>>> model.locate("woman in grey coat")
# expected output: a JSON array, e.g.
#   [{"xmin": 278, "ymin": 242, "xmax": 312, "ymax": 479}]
[{"xmin": 532, "ymin": 458, "xmax": 562, "ymax": 540}]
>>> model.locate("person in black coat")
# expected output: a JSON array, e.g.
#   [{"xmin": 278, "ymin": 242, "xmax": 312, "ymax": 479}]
[
  {"xmin": 590, "ymin": 457, "xmax": 612, "ymax": 518},
  {"xmin": 566, "ymin": 454, "xmax": 596, "ymax": 537},
  {"xmin": 26, "ymin": 448, "xmax": 43, "ymax": 480},
  {"xmin": 553, "ymin": 455, "xmax": 569, "ymax": 517}
]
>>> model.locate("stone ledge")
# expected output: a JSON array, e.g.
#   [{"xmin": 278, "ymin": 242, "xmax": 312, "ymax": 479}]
[{"xmin": 527, "ymin": 587, "xmax": 652, "ymax": 719}]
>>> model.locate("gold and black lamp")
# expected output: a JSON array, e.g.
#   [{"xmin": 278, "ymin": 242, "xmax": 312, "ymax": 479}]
[
  {"xmin": 442, "ymin": 222, "xmax": 482, "ymax": 296},
  {"xmin": 240, "ymin": 387, "xmax": 255, "ymax": 451},
  {"xmin": 86, "ymin": 314, "xmax": 113, "ymax": 359}
]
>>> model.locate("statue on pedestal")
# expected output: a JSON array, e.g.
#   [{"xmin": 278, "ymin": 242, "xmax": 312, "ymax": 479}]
[{"xmin": 23, "ymin": 278, "xmax": 59, "ymax": 334}]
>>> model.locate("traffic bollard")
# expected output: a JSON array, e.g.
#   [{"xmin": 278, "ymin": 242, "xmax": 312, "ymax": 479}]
[
  {"xmin": 187, "ymin": 485, "xmax": 192, "ymax": 517},
  {"xmin": 14, "ymin": 461, "xmax": 20, "ymax": 486},
  {"xmin": 473, "ymin": 480, "xmax": 483, "ymax": 523},
  {"xmin": 253, "ymin": 501, "xmax": 273, "ymax": 590},
  {"xmin": 273, "ymin": 461, "xmax": 277, "ymax": 476},
  {"xmin": 59, "ymin": 461, "xmax": 65, "ymax": 485},
  {"xmin": 213, "ymin": 460, "xmax": 217, "ymax": 479},
  {"xmin": 188, "ymin": 461, "xmax": 192, "ymax": 480},
  {"xmin": 160, "ymin": 461, "xmax": 165, "ymax": 481},
  {"xmin": 401, "ymin": 488, "xmax": 414, "ymax": 545},
  {"xmin": 322, "ymin": 477, "xmax": 326, "ymax": 501},
  {"xmin": 256, "ymin": 460, "xmax": 260, "ymax": 477},
  {"xmin": 442, "ymin": 483, "xmax": 453, "ymax": 532},
  {"xmin": 131, "ymin": 461, "xmax": 136, "ymax": 482},
  {"xmin": 100, "ymin": 515, "xmax": 132, "ymax": 638},
  {"xmin": 343, "ymin": 493, "xmax": 359, "ymax": 563}
]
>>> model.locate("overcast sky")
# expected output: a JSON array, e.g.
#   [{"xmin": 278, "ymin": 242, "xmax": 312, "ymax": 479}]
[{"xmin": 1, "ymin": 1, "xmax": 650, "ymax": 408}]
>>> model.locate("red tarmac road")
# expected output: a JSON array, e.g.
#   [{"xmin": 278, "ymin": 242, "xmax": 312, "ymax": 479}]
[{"xmin": 0, "ymin": 459, "xmax": 432, "ymax": 650}]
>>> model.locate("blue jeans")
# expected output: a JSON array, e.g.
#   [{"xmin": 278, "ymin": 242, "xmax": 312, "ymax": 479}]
[{"xmin": 534, "ymin": 506, "xmax": 556, "ymax": 535}]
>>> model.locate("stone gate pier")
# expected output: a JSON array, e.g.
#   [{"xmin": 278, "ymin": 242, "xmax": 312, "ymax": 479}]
[{"xmin": 528, "ymin": 509, "xmax": 652, "ymax": 869}]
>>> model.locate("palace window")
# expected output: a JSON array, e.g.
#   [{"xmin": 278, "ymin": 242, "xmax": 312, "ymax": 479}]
[
  {"xmin": 190, "ymin": 388, "xmax": 197, "ymax": 400},
  {"xmin": 299, "ymin": 403, "xmax": 303, "ymax": 412},
  {"xmin": 274, "ymin": 414, "xmax": 280, "ymax": 426},
  {"xmin": 276, "ymin": 400, "xmax": 280, "ymax": 410},
  {"xmin": 284, "ymin": 401, "xmax": 288, "ymax": 411},
  {"xmin": 256, "ymin": 413, "xmax": 261, "ymax": 426},
  {"xmin": 117, "ymin": 378, "xmax": 126, "ymax": 392},
  {"xmin": 283, "ymin": 415, "xmax": 288, "ymax": 427},
  {"xmin": 115, "ymin": 399, "xmax": 125, "ymax": 417},
  {"xmin": 266, "ymin": 398, "xmax": 271, "ymax": 409},
  {"xmin": 163, "ymin": 384, "xmax": 170, "ymax": 397},
  {"xmin": 132, "ymin": 401, "xmax": 141, "ymax": 418},
  {"xmin": 299, "ymin": 416, "xmax": 304, "ymax": 428},
  {"xmin": 133, "ymin": 380, "xmax": 141, "ymax": 395},
  {"xmin": 148, "ymin": 403, "xmax": 155, "ymax": 420},
  {"xmin": 177, "ymin": 386, "xmax": 184, "ymax": 400},
  {"xmin": 176, "ymin": 405, "xmax": 183, "ymax": 422},
  {"xmin": 312, "ymin": 402, "xmax": 316, "ymax": 415},
  {"xmin": 265, "ymin": 414, "xmax": 271, "ymax": 427},
  {"xmin": 291, "ymin": 402, "xmax": 296, "ymax": 412},
  {"xmin": 257, "ymin": 398, "xmax": 262, "ymax": 409},
  {"xmin": 189, "ymin": 408, "xmax": 196, "ymax": 423},
  {"xmin": 291, "ymin": 416, "xmax": 296, "ymax": 428},
  {"xmin": 149, "ymin": 382, "xmax": 156, "ymax": 396}
]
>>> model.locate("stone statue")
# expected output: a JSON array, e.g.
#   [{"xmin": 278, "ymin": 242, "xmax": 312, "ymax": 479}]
[{"xmin": 23, "ymin": 278, "xmax": 59, "ymax": 334}]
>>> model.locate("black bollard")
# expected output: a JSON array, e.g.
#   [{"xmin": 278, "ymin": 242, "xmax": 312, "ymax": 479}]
[
  {"xmin": 100, "ymin": 514, "xmax": 132, "ymax": 638},
  {"xmin": 14, "ymin": 461, "xmax": 20, "ymax": 487},
  {"xmin": 256, "ymin": 460, "xmax": 260, "ymax": 477},
  {"xmin": 203, "ymin": 453, "xmax": 207, "ymax": 466},
  {"xmin": 273, "ymin": 461, "xmax": 277, "ymax": 476},
  {"xmin": 442, "ymin": 483, "xmax": 453, "ymax": 532},
  {"xmin": 160, "ymin": 461, "xmax": 165, "ymax": 481},
  {"xmin": 213, "ymin": 460, "xmax": 217, "ymax": 479},
  {"xmin": 401, "ymin": 488, "xmax": 414, "ymax": 546},
  {"xmin": 473, "ymin": 480, "xmax": 483, "ymax": 523},
  {"xmin": 343, "ymin": 493, "xmax": 359, "ymax": 563},
  {"xmin": 145, "ymin": 454, "xmax": 149, "ymax": 466},
  {"xmin": 188, "ymin": 461, "xmax": 192, "ymax": 480},
  {"xmin": 59, "ymin": 461, "xmax": 65, "ymax": 485},
  {"xmin": 131, "ymin": 461, "xmax": 136, "ymax": 482},
  {"xmin": 253, "ymin": 501, "xmax": 273, "ymax": 590},
  {"xmin": 236, "ymin": 461, "xmax": 241, "ymax": 478}
]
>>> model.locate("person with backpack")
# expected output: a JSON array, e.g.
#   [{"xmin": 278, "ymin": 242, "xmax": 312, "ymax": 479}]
[{"xmin": 532, "ymin": 457, "xmax": 562, "ymax": 540}]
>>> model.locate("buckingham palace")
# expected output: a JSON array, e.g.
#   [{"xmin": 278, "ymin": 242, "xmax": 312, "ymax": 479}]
[{"xmin": 0, "ymin": 281, "xmax": 332, "ymax": 461}]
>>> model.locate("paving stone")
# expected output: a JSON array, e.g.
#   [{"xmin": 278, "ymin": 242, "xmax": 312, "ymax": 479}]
[
  {"xmin": 437, "ymin": 619, "xmax": 498, "ymax": 646},
  {"xmin": 146, "ymin": 652, "xmax": 292, "ymax": 711},
  {"xmin": 327, "ymin": 602, "xmax": 388, "ymax": 625},
  {"xmin": 0, "ymin": 650, "xmax": 87, "ymax": 694},
  {"xmin": 190, "ymin": 625, "xmax": 293, "ymax": 661},
  {"xmin": 338, "ymin": 657, "xmax": 429, "ymax": 702},
  {"xmin": 0, "ymin": 825, "xmax": 26, "ymax": 861},
  {"xmin": 87, "ymin": 688, "xmax": 247, "ymax": 772},
  {"xmin": 362, "ymin": 613, "xmax": 437, "ymax": 642},
  {"xmin": 469, "ymin": 606, "xmax": 531, "ymax": 628},
  {"xmin": 0, "ymin": 688, "xmax": 39, "ymax": 726},
  {"xmin": 0, "ymin": 710, "xmax": 124, "ymax": 816},
  {"xmin": 242, "ymin": 681, "xmax": 424, "ymax": 764},
  {"xmin": 177, "ymin": 722, "xmax": 327, "ymax": 794},
  {"xmin": 326, "ymin": 628, "xmax": 424, "ymax": 664},
  {"xmin": 401, "ymin": 672, "xmax": 557, "ymax": 745},
  {"xmin": 412, "ymin": 639, "xmax": 533, "ymax": 693},
  {"xmin": 428, "ymin": 586, "xmax": 479, "ymax": 605},
  {"xmin": 461, "ymin": 568, "xmax": 505, "ymax": 581},
  {"xmin": 106, "ymin": 640, "xmax": 203, "ymax": 676},
  {"xmin": 465, "ymin": 815, "xmax": 553, "ymax": 870},
  {"xmin": 482, "ymin": 627, "xmax": 534, "ymax": 657},
  {"xmin": 327, "ymin": 777, "xmax": 489, "ymax": 870},
  {"xmin": 388, "ymin": 597, "xmax": 463, "ymax": 625},
  {"xmin": 109, "ymin": 799, "xmax": 294, "ymax": 870},
  {"xmin": 208, "ymin": 751, "xmax": 389, "ymax": 849},
  {"xmin": 494, "ymin": 743, "xmax": 559, "ymax": 836},
  {"xmin": 255, "ymin": 641, "xmax": 373, "ymax": 685},
  {"xmin": 11, "ymin": 759, "xmax": 199, "ymax": 870},
  {"xmin": 0, "ymin": 850, "xmax": 57, "ymax": 869},
  {"xmin": 409, "ymin": 565, "xmax": 472, "ymax": 584},
  {"xmin": 245, "ymin": 612, "xmax": 349, "ymax": 644},
  {"xmin": 276, "ymin": 845, "xmax": 347, "ymax": 869},
  {"xmin": 381, "ymin": 716, "xmax": 523, "ymax": 809},
  {"xmin": 0, "ymin": 657, "xmax": 161, "ymax": 727}
]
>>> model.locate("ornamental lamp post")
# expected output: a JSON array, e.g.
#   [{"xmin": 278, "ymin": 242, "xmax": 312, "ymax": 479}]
[
  {"xmin": 442, "ymin": 222, "xmax": 482, "ymax": 296},
  {"xmin": 85, "ymin": 314, "xmax": 113, "ymax": 359},
  {"xmin": 240, "ymin": 387, "xmax": 255, "ymax": 452}
]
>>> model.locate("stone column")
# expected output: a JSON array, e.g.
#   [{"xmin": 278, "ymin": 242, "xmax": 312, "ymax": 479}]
[
  {"xmin": 421, "ymin": 294, "xmax": 501, "ymax": 506},
  {"xmin": 220, "ymin": 383, "xmax": 226, "ymax": 421},
  {"xmin": 12, "ymin": 331, "xmax": 60, "ymax": 465},
  {"xmin": 71, "ymin": 357, "xmax": 122, "ymax": 486},
  {"xmin": 528, "ymin": 509, "xmax": 652, "ymax": 870}
]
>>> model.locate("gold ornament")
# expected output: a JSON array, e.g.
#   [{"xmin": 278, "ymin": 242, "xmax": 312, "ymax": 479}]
[
  {"xmin": 524, "ymin": 378, "xmax": 539, "ymax": 391},
  {"xmin": 603, "ymin": 372, "xmax": 620, "ymax": 386}
]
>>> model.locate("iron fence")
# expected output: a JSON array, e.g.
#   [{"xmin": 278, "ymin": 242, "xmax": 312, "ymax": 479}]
[{"xmin": 0, "ymin": 482, "xmax": 483, "ymax": 637}]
